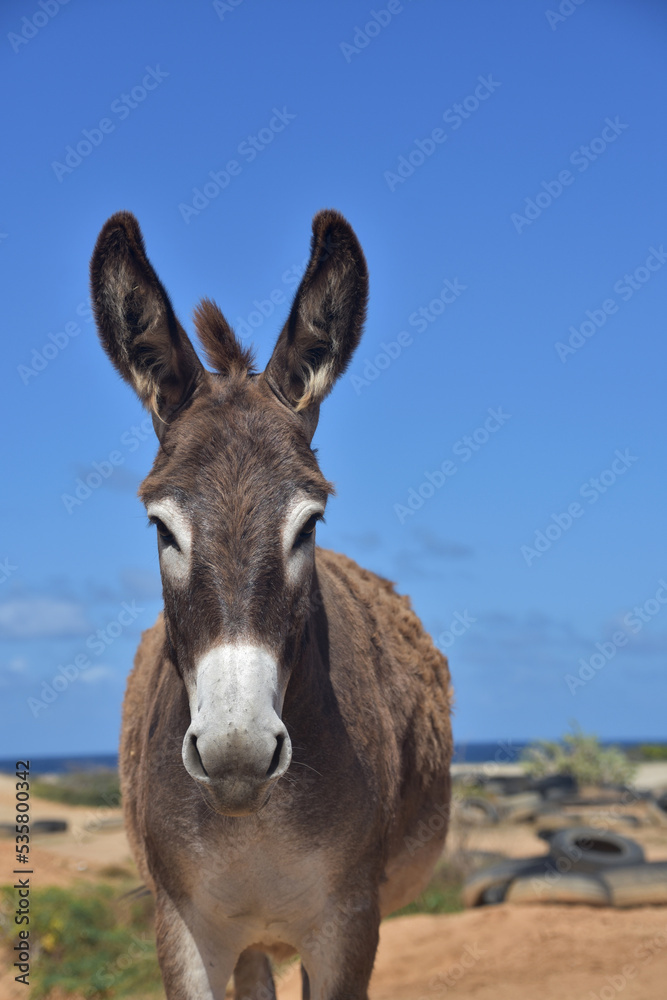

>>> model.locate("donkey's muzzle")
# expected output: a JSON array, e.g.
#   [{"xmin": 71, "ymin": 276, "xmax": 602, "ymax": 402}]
[
  {"xmin": 181, "ymin": 643, "xmax": 292, "ymax": 815},
  {"xmin": 182, "ymin": 722, "xmax": 291, "ymax": 814}
]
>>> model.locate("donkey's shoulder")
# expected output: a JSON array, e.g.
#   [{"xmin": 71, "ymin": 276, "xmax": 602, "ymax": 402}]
[
  {"xmin": 316, "ymin": 546, "xmax": 453, "ymax": 778},
  {"xmin": 315, "ymin": 546, "xmax": 451, "ymax": 685},
  {"xmin": 316, "ymin": 547, "xmax": 406, "ymax": 610},
  {"xmin": 316, "ymin": 546, "xmax": 428, "ymax": 634}
]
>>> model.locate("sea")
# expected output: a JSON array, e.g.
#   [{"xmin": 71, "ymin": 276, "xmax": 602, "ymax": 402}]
[{"xmin": 0, "ymin": 741, "xmax": 656, "ymax": 774}]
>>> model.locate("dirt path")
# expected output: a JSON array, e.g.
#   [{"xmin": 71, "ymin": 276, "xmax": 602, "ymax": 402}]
[
  {"xmin": 2, "ymin": 774, "xmax": 667, "ymax": 998},
  {"xmin": 276, "ymin": 905, "xmax": 667, "ymax": 1000},
  {"xmin": 0, "ymin": 774, "xmax": 132, "ymax": 886},
  {"xmin": 1, "ymin": 904, "xmax": 666, "ymax": 1000}
]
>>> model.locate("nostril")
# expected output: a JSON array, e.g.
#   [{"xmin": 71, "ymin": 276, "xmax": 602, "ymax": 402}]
[
  {"xmin": 266, "ymin": 734, "xmax": 285, "ymax": 779},
  {"xmin": 192, "ymin": 736, "xmax": 208, "ymax": 778},
  {"xmin": 183, "ymin": 731, "xmax": 209, "ymax": 780}
]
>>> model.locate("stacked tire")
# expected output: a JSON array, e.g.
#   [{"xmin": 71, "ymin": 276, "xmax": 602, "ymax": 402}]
[{"xmin": 463, "ymin": 827, "xmax": 667, "ymax": 908}]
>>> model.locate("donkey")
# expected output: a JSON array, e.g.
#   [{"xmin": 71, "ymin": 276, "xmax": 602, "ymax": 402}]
[{"xmin": 91, "ymin": 209, "xmax": 453, "ymax": 1000}]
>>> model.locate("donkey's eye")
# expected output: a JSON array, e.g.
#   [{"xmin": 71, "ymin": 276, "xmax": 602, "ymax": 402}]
[
  {"xmin": 295, "ymin": 513, "xmax": 322, "ymax": 546},
  {"xmin": 150, "ymin": 517, "xmax": 180, "ymax": 551}
]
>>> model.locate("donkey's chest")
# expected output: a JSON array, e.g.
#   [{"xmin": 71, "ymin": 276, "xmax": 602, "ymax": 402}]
[{"xmin": 189, "ymin": 832, "xmax": 332, "ymax": 947}]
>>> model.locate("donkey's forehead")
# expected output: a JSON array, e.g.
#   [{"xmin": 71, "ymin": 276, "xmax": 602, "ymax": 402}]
[{"xmin": 140, "ymin": 375, "xmax": 332, "ymax": 507}]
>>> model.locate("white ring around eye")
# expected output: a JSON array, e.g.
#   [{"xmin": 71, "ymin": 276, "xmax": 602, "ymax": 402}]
[
  {"xmin": 282, "ymin": 496, "xmax": 325, "ymax": 585},
  {"xmin": 146, "ymin": 498, "xmax": 193, "ymax": 582}
]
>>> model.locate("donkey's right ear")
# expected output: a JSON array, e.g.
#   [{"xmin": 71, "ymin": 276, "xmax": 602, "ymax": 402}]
[{"xmin": 90, "ymin": 212, "xmax": 204, "ymax": 427}]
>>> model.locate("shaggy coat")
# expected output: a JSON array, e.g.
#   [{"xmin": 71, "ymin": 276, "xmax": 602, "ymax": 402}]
[{"xmin": 91, "ymin": 209, "xmax": 453, "ymax": 1000}]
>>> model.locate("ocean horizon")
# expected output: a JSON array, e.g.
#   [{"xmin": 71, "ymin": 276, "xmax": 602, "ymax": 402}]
[{"xmin": 1, "ymin": 740, "xmax": 662, "ymax": 775}]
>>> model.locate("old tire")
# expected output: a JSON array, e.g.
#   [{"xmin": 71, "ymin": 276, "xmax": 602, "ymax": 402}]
[
  {"xmin": 506, "ymin": 871, "xmax": 609, "ymax": 906},
  {"xmin": 530, "ymin": 773, "xmax": 578, "ymax": 801},
  {"xmin": 462, "ymin": 858, "xmax": 551, "ymax": 908},
  {"xmin": 457, "ymin": 797, "xmax": 499, "ymax": 826},
  {"xmin": 499, "ymin": 791, "xmax": 543, "ymax": 823},
  {"xmin": 549, "ymin": 827, "xmax": 644, "ymax": 873},
  {"xmin": 603, "ymin": 862, "xmax": 667, "ymax": 907},
  {"xmin": 32, "ymin": 819, "xmax": 68, "ymax": 834}
]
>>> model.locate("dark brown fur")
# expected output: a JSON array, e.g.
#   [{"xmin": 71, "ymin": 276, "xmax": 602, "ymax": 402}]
[{"xmin": 92, "ymin": 209, "xmax": 453, "ymax": 1000}]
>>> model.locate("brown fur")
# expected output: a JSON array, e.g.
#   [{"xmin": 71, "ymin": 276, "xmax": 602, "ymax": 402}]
[
  {"xmin": 193, "ymin": 298, "xmax": 256, "ymax": 377},
  {"xmin": 92, "ymin": 209, "xmax": 453, "ymax": 1000},
  {"xmin": 121, "ymin": 552, "xmax": 452, "ymax": 892}
]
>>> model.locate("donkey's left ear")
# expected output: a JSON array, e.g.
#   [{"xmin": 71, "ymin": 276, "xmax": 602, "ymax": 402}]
[
  {"xmin": 263, "ymin": 210, "xmax": 368, "ymax": 433},
  {"xmin": 90, "ymin": 211, "xmax": 204, "ymax": 428}
]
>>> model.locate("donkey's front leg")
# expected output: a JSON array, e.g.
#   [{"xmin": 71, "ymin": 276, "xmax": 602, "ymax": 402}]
[
  {"xmin": 154, "ymin": 892, "xmax": 238, "ymax": 999},
  {"xmin": 233, "ymin": 947, "xmax": 276, "ymax": 999},
  {"xmin": 299, "ymin": 894, "xmax": 380, "ymax": 1000}
]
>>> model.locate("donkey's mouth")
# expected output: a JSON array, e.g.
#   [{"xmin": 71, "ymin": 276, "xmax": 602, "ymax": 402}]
[
  {"xmin": 182, "ymin": 714, "xmax": 292, "ymax": 817},
  {"xmin": 196, "ymin": 774, "xmax": 277, "ymax": 817}
]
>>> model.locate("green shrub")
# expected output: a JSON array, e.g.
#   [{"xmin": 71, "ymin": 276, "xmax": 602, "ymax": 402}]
[
  {"xmin": 31, "ymin": 770, "xmax": 120, "ymax": 808},
  {"xmin": 390, "ymin": 862, "xmax": 464, "ymax": 918},
  {"xmin": 521, "ymin": 724, "xmax": 636, "ymax": 787},
  {"xmin": 0, "ymin": 882, "xmax": 161, "ymax": 999},
  {"xmin": 636, "ymin": 743, "xmax": 667, "ymax": 761}
]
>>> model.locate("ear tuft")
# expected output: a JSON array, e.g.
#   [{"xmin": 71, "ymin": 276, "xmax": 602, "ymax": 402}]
[{"xmin": 193, "ymin": 298, "xmax": 256, "ymax": 377}]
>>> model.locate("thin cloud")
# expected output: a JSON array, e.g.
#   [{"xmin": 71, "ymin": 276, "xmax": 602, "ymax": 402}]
[
  {"xmin": 411, "ymin": 527, "xmax": 474, "ymax": 560},
  {"xmin": 0, "ymin": 597, "xmax": 89, "ymax": 639},
  {"xmin": 80, "ymin": 665, "xmax": 115, "ymax": 684},
  {"xmin": 120, "ymin": 567, "xmax": 162, "ymax": 600}
]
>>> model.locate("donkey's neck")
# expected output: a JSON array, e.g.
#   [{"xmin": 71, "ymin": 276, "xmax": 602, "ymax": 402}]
[{"xmin": 279, "ymin": 569, "xmax": 334, "ymax": 722}]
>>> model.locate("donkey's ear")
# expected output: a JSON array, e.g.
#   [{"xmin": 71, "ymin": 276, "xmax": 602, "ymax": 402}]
[
  {"xmin": 263, "ymin": 209, "xmax": 368, "ymax": 427},
  {"xmin": 90, "ymin": 212, "xmax": 203, "ymax": 426}
]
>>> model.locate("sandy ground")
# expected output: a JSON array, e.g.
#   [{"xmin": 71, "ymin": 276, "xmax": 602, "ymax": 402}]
[
  {"xmin": 274, "ymin": 906, "xmax": 667, "ymax": 1000},
  {"xmin": 2, "ymin": 773, "xmax": 667, "ymax": 998},
  {"xmin": 0, "ymin": 773, "xmax": 131, "ymax": 886}
]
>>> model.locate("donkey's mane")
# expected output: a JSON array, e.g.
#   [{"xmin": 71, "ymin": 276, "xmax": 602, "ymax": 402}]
[{"xmin": 193, "ymin": 298, "xmax": 257, "ymax": 377}]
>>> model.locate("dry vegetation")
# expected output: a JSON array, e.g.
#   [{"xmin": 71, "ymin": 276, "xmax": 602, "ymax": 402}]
[{"xmin": 1, "ymin": 748, "xmax": 666, "ymax": 999}]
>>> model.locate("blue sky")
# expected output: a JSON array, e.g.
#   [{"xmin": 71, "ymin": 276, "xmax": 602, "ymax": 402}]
[{"xmin": 1, "ymin": 0, "xmax": 665, "ymax": 756}]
